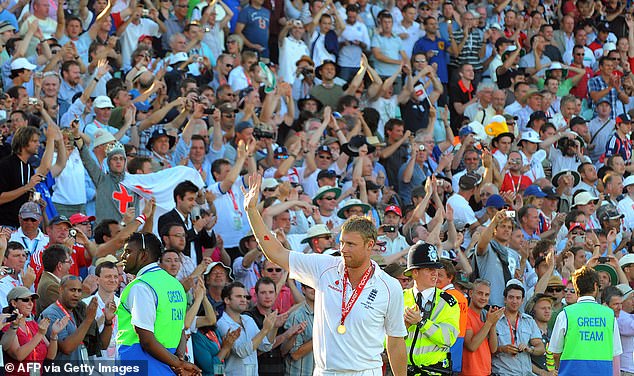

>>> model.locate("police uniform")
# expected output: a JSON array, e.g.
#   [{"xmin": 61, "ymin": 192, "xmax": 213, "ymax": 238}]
[
  {"xmin": 549, "ymin": 296, "xmax": 622, "ymax": 376},
  {"xmin": 403, "ymin": 242, "xmax": 460, "ymax": 376}
]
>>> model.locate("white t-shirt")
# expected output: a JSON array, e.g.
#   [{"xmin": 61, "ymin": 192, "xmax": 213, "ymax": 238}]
[
  {"xmin": 228, "ymin": 66, "xmax": 250, "ymax": 92},
  {"xmin": 52, "ymin": 149, "xmax": 87, "ymax": 205},
  {"xmin": 288, "ymin": 252, "xmax": 407, "ymax": 373},
  {"xmin": 121, "ymin": 19, "xmax": 161, "ymax": 69},
  {"xmin": 209, "ymin": 177, "xmax": 250, "ymax": 248},
  {"xmin": 279, "ymin": 36, "xmax": 310, "ymax": 84},
  {"xmin": 82, "ymin": 292, "xmax": 120, "ymax": 361}
]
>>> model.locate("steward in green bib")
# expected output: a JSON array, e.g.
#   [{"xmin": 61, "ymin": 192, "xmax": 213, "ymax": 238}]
[
  {"xmin": 549, "ymin": 266, "xmax": 622, "ymax": 376},
  {"xmin": 116, "ymin": 232, "xmax": 200, "ymax": 375},
  {"xmin": 402, "ymin": 241, "xmax": 459, "ymax": 376}
]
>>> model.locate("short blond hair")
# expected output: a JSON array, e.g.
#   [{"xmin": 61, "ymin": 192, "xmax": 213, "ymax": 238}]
[{"xmin": 341, "ymin": 216, "xmax": 377, "ymax": 244}]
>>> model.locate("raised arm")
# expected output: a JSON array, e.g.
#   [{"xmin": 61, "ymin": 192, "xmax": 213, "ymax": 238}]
[{"xmin": 243, "ymin": 174, "xmax": 290, "ymax": 270}]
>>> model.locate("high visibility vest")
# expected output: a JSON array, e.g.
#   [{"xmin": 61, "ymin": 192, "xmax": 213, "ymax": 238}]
[
  {"xmin": 117, "ymin": 265, "xmax": 186, "ymax": 350},
  {"xmin": 559, "ymin": 301, "xmax": 614, "ymax": 376},
  {"xmin": 403, "ymin": 288, "xmax": 460, "ymax": 367}
]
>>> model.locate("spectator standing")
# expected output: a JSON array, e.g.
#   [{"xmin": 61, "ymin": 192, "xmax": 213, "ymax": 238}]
[
  {"xmin": 492, "ymin": 279, "xmax": 545, "ymax": 375},
  {"xmin": 217, "ymin": 281, "xmax": 276, "ymax": 376},
  {"xmin": 462, "ymin": 279, "xmax": 504, "ymax": 376},
  {"xmin": 40, "ymin": 275, "xmax": 115, "ymax": 362},
  {"xmin": 283, "ymin": 283, "xmax": 315, "ymax": 376},
  {"xmin": 235, "ymin": 0, "xmax": 271, "ymax": 60},
  {"xmin": 371, "ymin": 11, "xmax": 407, "ymax": 81}
]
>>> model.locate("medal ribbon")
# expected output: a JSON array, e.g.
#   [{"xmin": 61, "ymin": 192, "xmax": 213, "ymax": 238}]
[{"xmin": 340, "ymin": 264, "xmax": 374, "ymax": 328}]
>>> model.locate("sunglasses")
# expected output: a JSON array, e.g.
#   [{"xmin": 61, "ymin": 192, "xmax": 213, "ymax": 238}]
[
  {"xmin": 564, "ymin": 288, "xmax": 575, "ymax": 293},
  {"xmin": 275, "ymin": 155, "xmax": 289, "ymax": 160},
  {"xmin": 321, "ymin": 196, "xmax": 336, "ymax": 201},
  {"xmin": 318, "ymin": 155, "xmax": 332, "ymax": 160},
  {"xmin": 414, "ymin": 59, "xmax": 427, "ymax": 63},
  {"xmin": 222, "ymin": 113, "xmax": 235, "ymax": 118},
  {"xmin": 266, "ymin": 268, "xmax": 283, "ymax": 272},
  {"xmin": 17, "ymin": 297, "xmax": 33, "ymax": 303}
]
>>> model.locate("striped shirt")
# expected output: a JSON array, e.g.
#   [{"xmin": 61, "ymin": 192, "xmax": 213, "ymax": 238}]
[
  {"xmin": 284, "ymin": 301, "xmax": 315, "ymax": 376},
  {"xmin": 456, "ymin": 30, "xmax": 484, "ymax": 70}
]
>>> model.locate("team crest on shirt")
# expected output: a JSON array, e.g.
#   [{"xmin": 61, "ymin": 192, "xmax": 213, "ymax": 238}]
[{"xmin": 438, "ymin": 41, "xmax": 445, "ymax": 50}]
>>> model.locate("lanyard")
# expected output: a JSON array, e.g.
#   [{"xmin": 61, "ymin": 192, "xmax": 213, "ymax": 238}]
[
  {"xmin": 56, "ymin": 300, "xmax": 76, "ymax": 326},
  {"xmin": 94, "ymin": 120, "xmax": 103, "ymax": 129},
  {"xmin": 340, "ymin": 264, "xmax": 374, "ymax": 327},
  {"xmin": 227, "ymin": 190, "xmax": 240, "ymax": 212},
  {"xmin": 20, "ymin": 323, "xmax": 39, "ymax": 361},
  {"xmin": 507, "ymin": 172, "xmax": 521, "ymax": 195},
  {"xmin": 20, "ymin": 161, "xmax": 31, "ymax": 186},
  {"xmin": 507, "ymin": 315, "xmax": 519, "ymax": 346},
  {"xmin": 22, "ymin": 237, "xmax": 39, "ymax": 257}
]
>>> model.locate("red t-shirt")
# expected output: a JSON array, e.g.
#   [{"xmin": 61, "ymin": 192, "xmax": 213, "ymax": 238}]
[
  {"xmin": 2, "ymin": 321, "xmax": 48, "ymax": 376},
  {"xmin": 30, "ymin": 243, "xmax": 91, "ymax": 290},
  {"xmin": 461, "ymin": 307, "xmax": 492, "ymax": 376},
  {"xmin": 500, "ymin": 173, "xmax": 532, "ymax": 193},
  {"xmin": 567, "ymin": 65, "xmax": 594, "ymax": 100}
]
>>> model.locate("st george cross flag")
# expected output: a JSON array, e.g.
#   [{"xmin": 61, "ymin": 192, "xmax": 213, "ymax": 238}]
[{"xmin": 121, "ymin": 166, "xmax": 206, "ymax": 231}]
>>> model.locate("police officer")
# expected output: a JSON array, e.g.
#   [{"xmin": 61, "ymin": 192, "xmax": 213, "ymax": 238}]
[
  {"xmin": 403, "ymin": 241, "xmax": 459, "ymax": 375},
  {"xmin": 117, "ymin": 232, "xmax": 201, "ymax": 376},
  {"xmin": 549, "ymin": 266, "xmax": 623, "ymax": 376}
]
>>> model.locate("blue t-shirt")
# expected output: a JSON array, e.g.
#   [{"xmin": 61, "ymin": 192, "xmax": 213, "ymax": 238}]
[
  {"xmin": 412, "ymin": 36, "xmax": 451, "ymax": 83},
  {"xmin": 237, "ymin": 5, "xmax": 271, "ymax": 58}
]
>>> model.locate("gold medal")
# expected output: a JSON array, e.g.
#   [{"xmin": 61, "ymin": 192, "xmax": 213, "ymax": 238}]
[{"xmin": 337, "ymin": 325, "xmax": 346, "ymax": 334}]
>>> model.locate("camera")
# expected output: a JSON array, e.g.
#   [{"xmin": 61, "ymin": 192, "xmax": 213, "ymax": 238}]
[
  {"xmin": 204, "ymin": 27, "xmax": 210, "ymax": 32},
  {"xmin": 191, "ymin": 206, "xmax": 201, "ymax": 221},
  {"xmin": 301, "ymin": 68, "xmax": 314, "ymax": 76},
  {"xmin": 598, "ymin": 256, "xmax": 610, "ymax": 263},
  {"xmin": 418, "ymin": 145, "xmax": 425, "ymax": 151},
  {"xmin": 142, "ymin": 9, "xmax": 149, "ymax": 16},
  {"xmin": 6, "ymin": 313, "xmax": 17, "ymax": 322},
  {"xmin": 253, "ymin": 127, "xmax": 275, "ymax": 140},
  {"xmin": 196, "ymin": 56, "xmax": 204, "ymax": 63},
  {"xmin": 69, "ymin": 229, "xmax": 77, "ymax": 238},
  {"xmin": 28, "ymin": 97, "xmax": 38, "ymax": 105},
  {"xmin": 505, "ymin": 210, "xmax": 515, "ymax": 218},
  {"xmin": 1, "ymin": 268, "xmax": 14, "ymax": 276},
  {"xmin": 382, "ymin": 225, "xmax": 396, "ymax": 233}
]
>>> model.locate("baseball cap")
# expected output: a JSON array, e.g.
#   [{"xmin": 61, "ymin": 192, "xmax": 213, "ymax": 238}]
[
  {"xmin": 568, "ymin": 222, "xmax": 586, "ymax": 232},
  {"xmin": 19, "ymin": 202, "xmax": 42, "ymax": 220},
  {"xmin": 274, "ymin": 146, "xmax": 288, "ymax": 159},
  {"xmin": 542, "ymin": 186, "xmax": 558, "ymax": 199},
  {"xmin": 385, "ymin": 205, "xmax": 402, "ymax": 217},
  {"xmin": 316, "ymin": 145, "xmax": 332, "ymax": 155},
  {"xmin": 506, "ymin": 278, "xmax": 525, "ymax": 290},
  {"xmin": 617, "ymin": 113, "xmax": 632, "ymax": 124},
  {"xmin": 459, "ymin": 125, "xmax": 476, "ymax": 137},
  {"xmin": 235, "ymin": 121, "xmax": 253, "ymax": 133},
  {"xmin": 596, "ymin": 204, "xmax": 624, "ymax": 222},
  {"xmin": 616, "ymin": 283, "xmax": 634, "ymax": 301},
  {"xmin": 261, "ymin": 178, "xmax": 279, "ymax": 190},
  {"xmin": 6, "ymin": 286, "xmax": 39, "ymax": 302},
  {"xmin": 365, "ymin": 180, "xmax": 383, "ymax": 191},
  {"xmin": 49, "ymin": 215, "xmax": 71, "ymax": 226},
  {"xmin": 10, "ymin": 58, "xmax": 36, "ymax": 71},
  {"xmin": 93, "ymin": 96, "xmax": 114, "ymax": 109},
  {"xmin": 92, "ymin": 129, "xmax": 116, "ymax": 148},
  {"xmin": 459, "ymin": 172, "xmax": 481, "ymax": 190},
  {"xmin": 520, "ymin": 130, "xmax": 541, "ymax": 143},
  {"xmin": 69, "ymin": 213, "xmax": 96, "ymax": 225},
  {"xmin": 485, "ymin": 194, "xmax": 507, "ymax": 209},
  {"xmin": 524, "ymin": 185, "xmax": 547, "ymax": 198}
]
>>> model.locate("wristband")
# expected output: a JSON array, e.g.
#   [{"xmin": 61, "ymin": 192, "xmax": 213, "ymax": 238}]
[
  {"xmin": 104, "ymin": 320, "xmax": 113, "ymax": 326},
  {"xmin": 50, "ymin": 337, "xmax": 58, "ymax": 341},
  {"xmin": 93, "ymin": 77, "xmax": 100, "ymax": 83},
  {"xmin": 135, "ymin": 214, "xmax": 147, "ymax": 225},
  {"xmin": 74, "ymin": 137, "xmax": 81, "ymax": 140}
]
